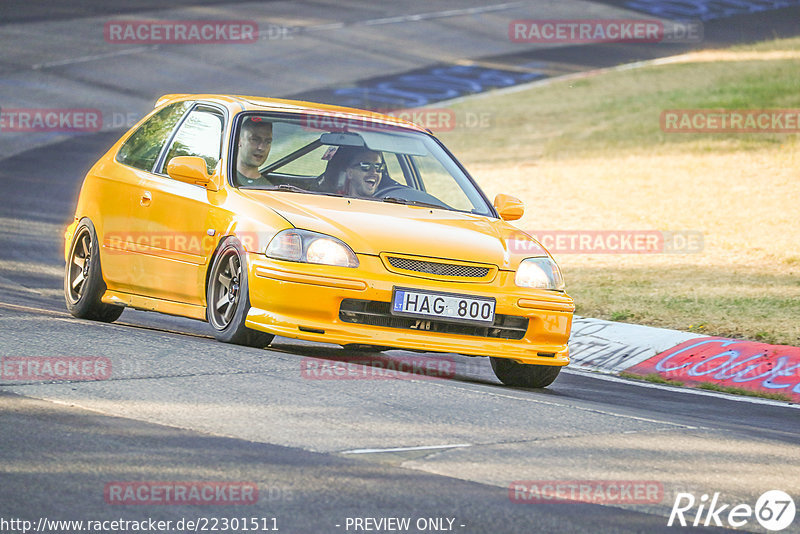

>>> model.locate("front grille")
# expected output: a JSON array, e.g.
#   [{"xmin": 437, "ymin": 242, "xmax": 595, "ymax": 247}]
[
  {"xmin": 386, "ymin": 256, "xmax": 490, "ymax": 278},
  {"xmin": 339, "ymin": 299, "xmax": 528, "ymax": 340}
]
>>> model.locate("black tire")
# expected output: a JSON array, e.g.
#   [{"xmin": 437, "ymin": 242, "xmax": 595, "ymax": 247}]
[
  {"xmin": 490, "ymin": 357, "xmax": 562, "ymax": 388},
  {"xmin": 342, "ymin": 344, "xmax": 389, "ymax": 352},
  {"xmin": 64, "ymin": 219, "xmax": 124, "ymax": 322},
  {"xmin": 206, "ymin": 238, "xmax": 274, "ymax": 348}
]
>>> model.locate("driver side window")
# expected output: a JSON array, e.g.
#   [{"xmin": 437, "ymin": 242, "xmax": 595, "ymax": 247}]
[{"xmin": 383, "ymin": 153, "xmax": 406, "ymax": 186}]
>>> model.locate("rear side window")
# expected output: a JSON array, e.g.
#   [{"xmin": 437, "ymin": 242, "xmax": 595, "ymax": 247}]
[
  {"xmin": 161, "ymin": 108, "xmax": 224, "ymax": 175},
  {"xmin": 116, "ymin": 101, "xmax": 192, "ymax": 171}
]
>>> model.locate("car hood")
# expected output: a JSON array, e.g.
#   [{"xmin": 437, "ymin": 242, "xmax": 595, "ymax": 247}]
[{"xmin": 240, "ymin": 191, "xmax": 547, "ymax": 269}]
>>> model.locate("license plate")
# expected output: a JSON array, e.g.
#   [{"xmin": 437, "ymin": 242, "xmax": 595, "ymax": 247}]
[{"xmin": 391, "ymin": 287, "xmax": 496, "ymax": 326}]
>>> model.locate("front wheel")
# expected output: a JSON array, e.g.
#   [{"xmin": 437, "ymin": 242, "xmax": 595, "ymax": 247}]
[
  {"xmin": 206, "ymin": 238, "xmax": 274, "ymax": 348},
  {"xmin": 64, "ymin": 219, "xmax": 123, "ymax": 322},
  {"xmin": 490, "ymin": 357, "xmax": 561, "ymax": 388}
]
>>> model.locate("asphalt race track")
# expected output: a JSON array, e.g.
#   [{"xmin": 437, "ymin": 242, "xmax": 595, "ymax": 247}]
[{"xmin": 1, "ymin": 1, "xmax": 799, "ymax": 533}]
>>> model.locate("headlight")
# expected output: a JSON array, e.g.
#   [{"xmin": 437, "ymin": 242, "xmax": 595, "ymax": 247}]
[
  {"xmin": 515, "ymin": 257, "xmax": 565, "ymax": 291},
  {"xmin": 266, "ymin": 229, "xmax": 359, "ymax": 268}
]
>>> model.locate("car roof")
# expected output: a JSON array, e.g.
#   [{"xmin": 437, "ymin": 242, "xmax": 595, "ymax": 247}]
[{"xmin": 154, "ymin": 93, "xmax": 428, "ymax": 133}]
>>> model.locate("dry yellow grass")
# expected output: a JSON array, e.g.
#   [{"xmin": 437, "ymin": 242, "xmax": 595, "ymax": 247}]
[{"xmin": 437, "ymin": 38, "xmax": 800, "ymax": 345}]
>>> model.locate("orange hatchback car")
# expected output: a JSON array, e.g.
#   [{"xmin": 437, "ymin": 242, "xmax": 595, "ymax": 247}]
[{"xmin": 64, "ymin": 94, "xmax": 574, "ymax": 387}]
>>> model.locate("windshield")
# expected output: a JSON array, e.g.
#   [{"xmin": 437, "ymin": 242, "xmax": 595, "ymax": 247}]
[{"xmin": 230, "ymin": 113, "xmax": 493, "ymax": 216}]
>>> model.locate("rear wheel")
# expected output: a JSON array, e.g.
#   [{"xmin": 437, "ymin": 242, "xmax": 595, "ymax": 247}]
[
  {"xmin": 64, "ymin": 219, "xmax": 124, "ymax": 322},
  {"xmin": 490, "ymin": 357, "xmax": 561, "ymax": 388},
  {"xmin": 207, "ymin": 238, "xmax": 274, "ymax": 348}
]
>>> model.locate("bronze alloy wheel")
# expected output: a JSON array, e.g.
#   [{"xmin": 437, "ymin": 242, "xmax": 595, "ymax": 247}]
[
  {"xmin": 206, "ymin": 238, "xmax": 274, "ymax": 348},
  {"xmin": 66, "ymin": 226, "xmax": 93, "ymax": 305},
  {"xmin": 64, "ymin": 219, "xmax": 123, "ymax": 322},
  {"xmin": 208, "ymin": 247, "xmax": 243, "ymax": 330}
]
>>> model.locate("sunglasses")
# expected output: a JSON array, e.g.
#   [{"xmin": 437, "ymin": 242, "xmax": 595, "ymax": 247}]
[{"xmin": 352, "ymin": 161, "xmax": 385, "ymax": 173}]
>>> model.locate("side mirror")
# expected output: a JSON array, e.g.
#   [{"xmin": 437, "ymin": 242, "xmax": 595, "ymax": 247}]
[
  {"xmin": 166, "ymin": 156, "xmax": 219, "ymax": 191},
  {"xmin": 493, "ymin": 193, "xmax": 524, "ymax": 221}
]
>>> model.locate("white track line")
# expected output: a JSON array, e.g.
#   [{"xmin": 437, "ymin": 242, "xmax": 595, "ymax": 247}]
[
  {"xmin": 358, "ymin": 2, "xmax": 527, "ymax": 26},
  {"xmin": 341, "ymin": 444, "xmax": 472, "ymax": 455},
  {"xmin": 31, "ymin": 46, "xmax": 157, "ymax": 70},
  {"xmin": 564, "ymin": 367, "xmax": 800, "ymax": 409}
]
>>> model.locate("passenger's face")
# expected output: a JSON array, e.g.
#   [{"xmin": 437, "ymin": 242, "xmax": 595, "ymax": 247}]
[
  {"xmin": 346, "ymin": 152, "xmax": 382, "ymax": 198},
  {"xmin": 238, "ymin": 124, "xmax": 272, "ymax": 168}
]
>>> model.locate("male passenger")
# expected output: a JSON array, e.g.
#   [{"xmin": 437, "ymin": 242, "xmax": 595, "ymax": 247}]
[{"xmin": 236, "ymin": 118, "xmax": 273, "ymax": 186}]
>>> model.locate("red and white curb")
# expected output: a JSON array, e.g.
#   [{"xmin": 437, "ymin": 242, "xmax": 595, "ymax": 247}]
[{"xmin": 569, "ymin": 317, "xmax": 800, "ymax": 403}]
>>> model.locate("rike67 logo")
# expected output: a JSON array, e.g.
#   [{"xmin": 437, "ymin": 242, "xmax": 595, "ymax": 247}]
[{"xmin": 669, "ymin": 490, "xmax": 795, "ymax": 531}]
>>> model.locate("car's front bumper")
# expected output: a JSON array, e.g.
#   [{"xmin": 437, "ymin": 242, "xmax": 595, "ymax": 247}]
[{"xmin": 245, "ymin": 254, "xmax": 574, "ymax": 366}]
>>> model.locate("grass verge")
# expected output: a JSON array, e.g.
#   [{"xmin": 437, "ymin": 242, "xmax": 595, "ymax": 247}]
[
  {"xmin": 618, "ymin": 371, "xmax": 683, "ymax": 386},
  {"xmin": 618, "ymin": 371, "xmax": 793, "ymax": 401},
  {"xmin": 437, "ymin": 37, "xmax": 800, "ymax": 345}
]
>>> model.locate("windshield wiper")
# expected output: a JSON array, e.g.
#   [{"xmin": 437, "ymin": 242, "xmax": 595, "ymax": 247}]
[
  {"xmin": 268, "ymin": 184, "xmax": 308, "ymax": 193},
  {"xmin": 381, "ymin": 196, "xmax": 444, "ymax": 210},
  {"xmin": 262, "ymin": 184, "xmax": 345, "ymax": 198}
]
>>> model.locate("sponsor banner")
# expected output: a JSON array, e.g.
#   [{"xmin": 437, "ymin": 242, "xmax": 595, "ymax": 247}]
[
  {"xmin": 568, "ymin": 317, "xmax": 702, "ymax": 373},
  {"xmin": 1, "ymin": 357, "xmax": 111, "ymax": 381},
  {"xmin": 510, "ymin": 480, "xmax": 664, "ymax": 504},
  {"xmin": 0, "ymin": 108, "xmax": 102, "ymax": 132},
  {"xmin": 104, "ymin": 482, "xmax": 258, "ymax": 505},
  {"xmin": 661, "ymin": 109, "xmax": 800, "ymax": 133},
  {"xmin": 301, "ymin": 355, "xmax": 457, "ymax": 380},
  {"xmin": 629, "ymin": 337, "xmax": 800, "ymax": 401},
  {"xmin": 104, "ymin": 20, "xmax": 258, "ymax": 44}
]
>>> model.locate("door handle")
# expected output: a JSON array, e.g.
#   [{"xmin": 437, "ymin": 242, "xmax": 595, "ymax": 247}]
[{"xmin": 140, "ymin": 191, "xmax": 152, "ymax": 207}]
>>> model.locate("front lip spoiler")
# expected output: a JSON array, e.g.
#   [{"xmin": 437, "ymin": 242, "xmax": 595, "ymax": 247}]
[
  {"xmin": 254, "ymin": 265, "xmax": 367, "ymax": 291},
  {"xmin": 246, "ymin": 305, "xmax": 570, "ymax": 366}
]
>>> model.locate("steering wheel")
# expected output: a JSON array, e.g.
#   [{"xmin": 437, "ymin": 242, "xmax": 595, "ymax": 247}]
[{"xmin": 375, "ymin": 184, "xmax": 409, "ymax": 197}]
